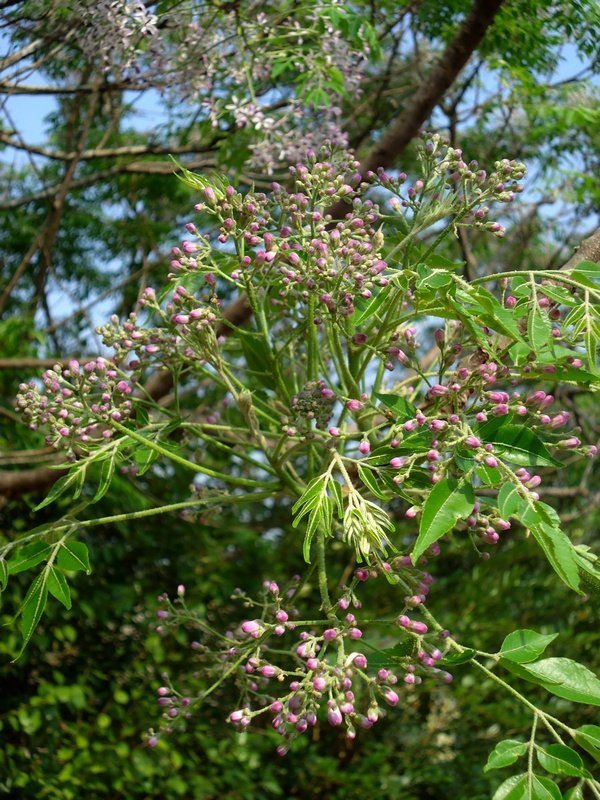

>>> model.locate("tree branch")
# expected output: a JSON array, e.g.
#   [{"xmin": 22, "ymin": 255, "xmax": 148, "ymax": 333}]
[
  {"xmin": 0, "ymin": 156, "xmax": 217, "ymax": 210},
  {"xmin": 560, "ymin": 228, "xmax": 600, "ymax": 271},
  {"xmin": 359, "ymin": 0, "xmax": 504, "ymax": 174},
  {"xmin": 0, "ymin": 130, "xmax": 216, "ymax": 162}
]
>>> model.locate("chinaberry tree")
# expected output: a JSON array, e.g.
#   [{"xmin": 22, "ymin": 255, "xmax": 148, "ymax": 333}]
[{"xmin": 0, "ymin": 1, "xmax": 599, "ymax": 798}]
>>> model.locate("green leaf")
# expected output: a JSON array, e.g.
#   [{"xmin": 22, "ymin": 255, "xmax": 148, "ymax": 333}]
[
  {"xmin": 529, "ymin": 521, "xmax": 581, "ymax": 593},
  {"xmin": 353, "ymin": 287, "xmax": 389, "ymax": 325},
  {"xmin": 330, "ymin": 480, "xmax": 344, "ymax": 518},
  {"xmin": 133, "ymin": 446, "xmax": 158, "ymax": 476},
  {"xmin": 528, "ymin": 304, "xmax": 552, "ymax": 351},
  {"xmin": 56, "ymin": 541, "xmax": 91, "ymax": 574},
  {"xmin": 570, "ymin": 260, "xmax": 600, "ymax": 281},
  {"xmin": 363, "ymin": 639, "xmax": 414, "ymax": 667},
  {"xmin": 484, "ymin": 740, "xmax": 528, "ymax": 772},
  {"xmin": 439, "ymin": 648, "xmax": 476, "ymax": 666},
  {"xmin": 492, "ymin": 774, "xmax": 561, "ymax": 800},
  {"xmin": 498, "ymin": 483, "xmax": 526, "ymax": 520},
  {"xmin": 522, "ymin": 657, "xmax": 600, "ymax": 706},
  {"xmin": 481, "ymin": 424, "xmax": 561, "ymax": 467},
  {"xmin": 92, "ymin": 453, "xmax": 116, "ymax": 504},
  {"xmin": 492, "ymin": 774, "xmax": 526, "ymax": 799},
  {"xmin": 47, "ymin": 566, "xmax": 72, "ymax": 610},
  {"xmin": 469, "ymin": 286, "xmax": 526, "ymax": 341},
  {"xmin": 34, "ymin": 468, "xmax": 85, "ymax": 511},
  {"xmin": 8, "ymin": 542, "xmax": 52, "ymax": 575},
  {"xmin": 416, "ymin": 266, "xmax": 453, "ymax": 291},
  {"xmin": 574, "ymin": 724, "xmax": 600, "ymax": 762},
  {"xmin": 412, "ymin": 478, "xmax": 475, "ymax": 563},
  {"xmin": 19, "ymin": 573, "xmax": 48, "ymax": 652},
  {"xmin": 531, "ymin": 776, "xmax": 562, "ymax": 800},
  {"xmin": 367, "ymin": 434, "xmax": 431, "ymax": 463},
  {"xmin": 0, "ymin": 558, "xmax": 7, "ymax": 590},
  {"xmin": 374, "ymin": 392, "xmax": 417, "ymax": 422},
  {"xmin": 537, "ymin": 744, "xmax": 589, "ymax": 778},
  {"xmin": 357, "ymin": 465, "xmax": 388, "ymax": 500},
  {"xmin": 497, "ymin": 491, "xmax": 581, "ymax": 592},
  {"xmin": 564, "ymin": 788, "xmax": 584, "ymax": 800},
  {"xmin": 500, "ymin": 630, "xmax": 558, "ymax": 664},
  {"xmin": 476, "ymin": 463, "xmax": 502, "ymax": 486},
  {"xmin": 576, "ymin": 549, "xmax": 600, "ymax": 595},
  {"xmin": 292, "ymin": 477, "xmax": 326, "ymax": 518}
]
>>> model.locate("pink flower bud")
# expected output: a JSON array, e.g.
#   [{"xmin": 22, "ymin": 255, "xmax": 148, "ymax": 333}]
[
  {"xmin": 410, "ymin": 621, "xmax": 428, "ymax": 634},
  {"xmin": 353, "ymin": 653, "xmax": 368, "ymax": 669},
  {"xmin": 429, "ymin": 384, "xmax": 448, "ymax": 397},
  {"xmin": 560, "ymin": 437, "xmax": 581, "ymax": 448},
  {"xmin": 241, "ymin": 620, "xmax": 261, "ymax": 635},
  {"xmin": 383, "ymin": 688, "xmax": 399, "ymax": 706},
  {"xmin": 327, "ymin": 703, "xmax": 343, "ymax": 726},
  {"xmin": 346, "ymin": 399, "xmax": 363, "ymax": 412}
]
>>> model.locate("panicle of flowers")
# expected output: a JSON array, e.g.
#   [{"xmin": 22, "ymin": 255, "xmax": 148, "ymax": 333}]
[
  {"xmin": 16, "ymin": 358, "xmax": 135, "ymax": 453},
  {"xmin": 185, "ymin": 146, "xmax": 390, "ymax": 320},
  {"xmin": 247, "ymin": 105, "xmax": 349, "ymax": 173},
  {"xmin": 146, "ymin": 557, "xmax": 453, "ymax": 752},
  {"xmin": 372, "ymin": 132, "xmax": 526, "ymax": 239},
  {"xmin": 76, "ymin": 0, "xmax": 158, "ymax": 75}
]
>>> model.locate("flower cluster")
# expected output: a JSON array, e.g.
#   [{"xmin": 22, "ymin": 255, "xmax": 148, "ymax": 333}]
[
  {"xmin": 146, "ymin": 554, "xmax": 453, "ymax": 753},
  {"xmin": 77, "ymin": 0, "xmax": 158, "ymax": 75},
  {"xmin": 179, "ymin": 148, "xmax": 391, "ymax": 320},
  {"xmin": 16, "ymin": 359, "xmax": 135, "ymax": 453},
  {"xmin": 72, "ymin": 0, "xmax": 370, "ymax": 172},
  {"xmin": 371, "ymin": 133, "xmax": 526, "ymax": 238}
]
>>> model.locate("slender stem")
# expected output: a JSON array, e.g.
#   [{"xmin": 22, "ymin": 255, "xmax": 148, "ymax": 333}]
[
  {"xmin": 315, "ymin": 531, "xmax": 333, "ymax": 618},
  {"xmin": 0, "ymin": 490, "xmax": 280, "ymax": 558},
  {"xmin": 328, "ymin": 323, "xmax": 360, "ymax": 398},
  {"xmin": 110, "ymin": 420, "xmax": 276, "ymax": 489},
  {"xmin": 527, "ymin": 714, "xmax": 538, "ymax": 795},
  {"xmin": 244, "ymin": 277, "xmax": 290, "ymax": 402},
  {"xmin": 307, "ymin": 294, "xmax": 318, "ymax": 382}
]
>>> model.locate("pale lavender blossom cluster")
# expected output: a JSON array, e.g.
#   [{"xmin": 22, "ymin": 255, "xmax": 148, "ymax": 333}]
[
  {"xmin": 71, "ymin": 1, "xmax": 368, "ymax": 172},
  {"xmin": 248, "ymin": 105, "xmax": 349, "ymax": 173},
  {"xmin": 77, "ymin": 0, "xmax": 158, "ymax": 75}
]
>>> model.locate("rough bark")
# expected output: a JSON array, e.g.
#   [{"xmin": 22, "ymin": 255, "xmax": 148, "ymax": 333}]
[{"xmin": 560, "ymin": 228, "xmax": 600, "ymax": 271}]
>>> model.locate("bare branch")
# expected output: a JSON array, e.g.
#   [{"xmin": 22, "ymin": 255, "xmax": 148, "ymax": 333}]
[
  {"xmin": 0, "ymin": 74, "xmax": 101, "ymax": 314},
  {"xmin": 360, "ymin": 0, "xmax": 504, "ymax": 173},
  {"xmin": 0, "ymin": 130, "xmax": 216, "ymax": 162},
  {"xmin": 0, "ymin": 156, "xmax": 217, "ymax": 210},
  {"xmin": 0, "ymin": 37, "xmax": 44, "ymax": 70},
  {"xmin": 560, "ymin": 228, "xmax": 600, "ymax": 271},
  {"xmin": 0, "ymin": 80, "xmax": 152, "ymax": 95},
  {"xmin": 0, "ymin": 464, "xmax": 65, "ymax": 496}
]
